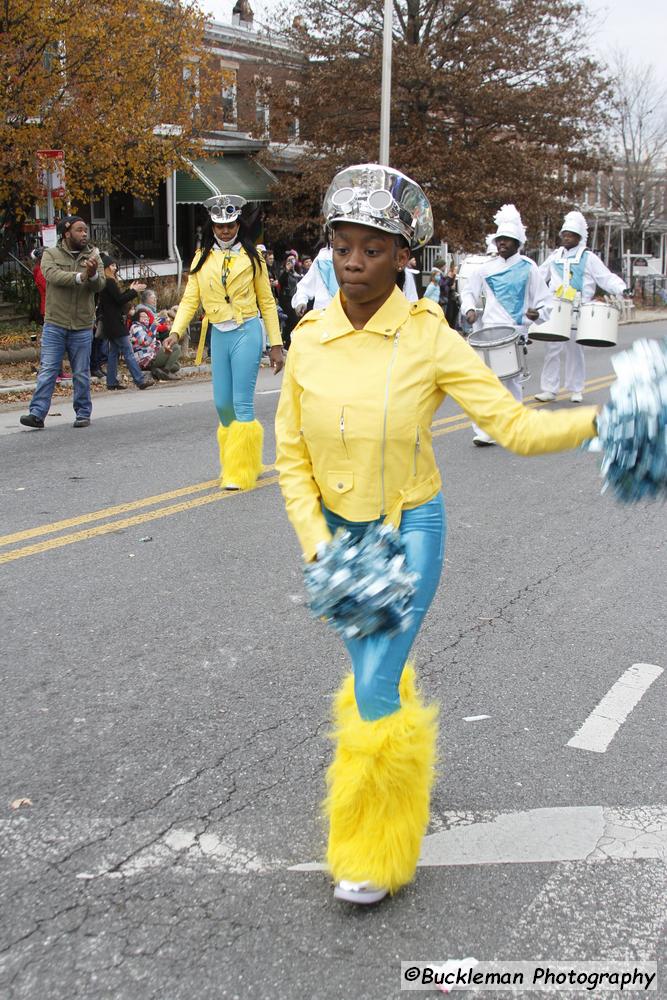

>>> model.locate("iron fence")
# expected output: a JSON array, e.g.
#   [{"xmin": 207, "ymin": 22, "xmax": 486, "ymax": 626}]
[{"xmin": 633, "ymin": 276, "xmax": 667, "ymax": 308}]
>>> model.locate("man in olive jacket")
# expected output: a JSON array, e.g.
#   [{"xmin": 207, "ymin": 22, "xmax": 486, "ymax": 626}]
[{"xmin": 20, "ymin": 216, "xmax": 106, "ymax": 429}]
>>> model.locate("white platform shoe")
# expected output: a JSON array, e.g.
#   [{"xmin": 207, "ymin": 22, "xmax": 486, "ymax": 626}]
[{"xmin": 333, "ymin": 880, "xmax": 388, "ymax": 905}]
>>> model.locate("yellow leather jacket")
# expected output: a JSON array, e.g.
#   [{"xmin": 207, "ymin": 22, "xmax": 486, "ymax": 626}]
[
  {"xmin": 275, "ymin": 287, "xmax": 598, "ymax": 560},
  {"xmin": 171, "ymin": 245, "xmax": 282, "ymax": 346}
]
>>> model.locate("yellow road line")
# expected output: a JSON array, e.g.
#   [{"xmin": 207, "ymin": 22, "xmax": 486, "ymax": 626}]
[
  {"xmin": 0, "ymin": 465, "xmax": 277, "ymax": 548},
  {"xmin": 1, "ymin": 374, "xmax": 615, "ymax": 565},
  {"xmin": 0, "ymin": 475, "xmax": 280, "ymax": 566},
  {"xmin": 0, "ymin": 479, "xmax": 218, "ymax": 547}
]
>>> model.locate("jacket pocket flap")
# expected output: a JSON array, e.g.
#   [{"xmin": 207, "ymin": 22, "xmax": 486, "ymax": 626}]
[{"xmin": 327, "ymin": 471, "xmax": 354, "ymax": 494}]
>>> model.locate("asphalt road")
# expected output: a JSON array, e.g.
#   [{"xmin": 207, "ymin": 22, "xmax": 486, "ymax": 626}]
[{"xmin": 1, "ymin": 323, "xmax": 665, "ymax": 1000}]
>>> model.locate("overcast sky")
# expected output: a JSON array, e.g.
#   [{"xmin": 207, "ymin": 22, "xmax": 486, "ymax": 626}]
[{"xmin": 200, "ymin": 0, "xmax": 667, "ymax": 87}]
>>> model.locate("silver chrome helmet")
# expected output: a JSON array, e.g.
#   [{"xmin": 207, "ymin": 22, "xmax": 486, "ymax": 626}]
[
  {"xmin": 323, "ymin": 164, "xmax": 433, "ymax": 249},
  {"xmin": 204, "ymin": 194, "xmax": 247, "ymax": 224}
]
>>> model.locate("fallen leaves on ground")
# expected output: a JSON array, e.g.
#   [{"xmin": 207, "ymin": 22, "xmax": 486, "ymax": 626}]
[{"xmin": 10, "ymin": 797, "xmax": 32, "ymax": 810}]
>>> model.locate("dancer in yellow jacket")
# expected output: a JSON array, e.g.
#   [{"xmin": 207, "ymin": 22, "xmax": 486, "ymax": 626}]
[
  {"xmin": 275, "ymin": 164, "xmax": 600, "ymax": 906},
  {"xmin": 166, "ymin": 195, "xmax": 284, "ymax": 490}
]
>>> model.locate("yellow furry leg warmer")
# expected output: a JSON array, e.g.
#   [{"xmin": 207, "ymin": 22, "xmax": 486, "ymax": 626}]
[
  {"xmin": 221, "ymin": 419, "xmax": 264, "ymax": 491},
  {"xmin": 216, "ymin": 423, "xmax": 229, "ymax": 488},
  {"xmin": 324, "ymin": 665, "xmax": 438, "ymax": 894}
]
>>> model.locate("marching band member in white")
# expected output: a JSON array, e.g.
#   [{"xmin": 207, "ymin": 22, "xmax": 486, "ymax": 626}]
[
  {"xmin": 535, "ymin": 211, "xmax": 626, "ymax": 403},
  {"xmin": 292, "ymin": 246, "xmax": 339, "ymax": 317},
  {"xmin": 402, "ymin": 261, "xmax": 420, "ymax": 302},
  {"xmin": 460, "ymin": 204, "xmax": 550, "ymax": 446}
]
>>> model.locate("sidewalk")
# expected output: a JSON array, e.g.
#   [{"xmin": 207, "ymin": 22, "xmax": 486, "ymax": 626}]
[
  {"xmin": 0, "ymin": 356, "xmax": 283, "ymax": 396},
  {"xmin": 0, "ymin": 362, "xmax": 214, "ymax": 397},
  {"xmin": 624, "ymin": 308, "xmax": 667, "ymax": 324},
  {"xmin": 0, "ymin": 365, "xmax": 283, "ymax": 436}
]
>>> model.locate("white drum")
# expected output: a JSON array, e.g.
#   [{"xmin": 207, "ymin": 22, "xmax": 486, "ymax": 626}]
[
  {"xmin": 528, "ymin": 299, "xmax": 572, "ymax": 342},
  {"xmin": 468, "ymin": 325, "xmax": 521, "ymax": 380},
  {"xmin": 575, "ymin": 301, "xmax": 619, "ymax": 347}
]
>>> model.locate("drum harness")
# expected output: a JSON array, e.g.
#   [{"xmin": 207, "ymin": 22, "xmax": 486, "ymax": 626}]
[{"xmin": 554, "ymin": 245, "xmax": 587, "ymax": 324}]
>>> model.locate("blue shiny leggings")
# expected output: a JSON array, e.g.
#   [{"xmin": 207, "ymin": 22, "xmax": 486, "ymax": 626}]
[
  {"xmin": 323, "ymin": 493, "xmax": 446, "ymax": 721},
  {"xmin": 211, "ymin": 317, "xmax": 263, "ymax": 425}
]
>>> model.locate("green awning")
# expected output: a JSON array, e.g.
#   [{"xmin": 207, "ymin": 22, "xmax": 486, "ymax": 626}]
[{"xmin": 176, "ymin": 156, "xmax": 277, "ymax": 204}]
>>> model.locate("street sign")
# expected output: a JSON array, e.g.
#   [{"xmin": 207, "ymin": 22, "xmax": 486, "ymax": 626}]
[{"xmin": 36, "ymin": 150, "xmax": 66, "ymax": 200}]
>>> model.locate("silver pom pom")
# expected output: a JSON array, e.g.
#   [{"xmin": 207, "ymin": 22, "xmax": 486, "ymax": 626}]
[
  {"xmin": 587, "ymin": 337, "xmax": 667, "ymax": 502},
  {"xmin": 303, "ymin": 524, "xmax": 417, "ymax": 639}
]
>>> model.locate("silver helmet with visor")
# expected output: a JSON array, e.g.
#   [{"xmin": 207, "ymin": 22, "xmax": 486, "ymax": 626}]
[
  {"xmin": 204, "ymin": 194, "xmax": 247, "ymax": 224},
  {"xmin": 323, "ymin": 164, "xmax": 433, "ymax": 249}
]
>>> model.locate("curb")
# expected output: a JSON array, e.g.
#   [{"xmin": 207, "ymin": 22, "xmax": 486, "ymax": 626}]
[{"xmin": 0, "ymin": 363, "xmax": 212, "ymax": 396}]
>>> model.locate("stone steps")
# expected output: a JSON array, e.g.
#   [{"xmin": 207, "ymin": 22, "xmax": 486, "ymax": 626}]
[{"xmin": 0, "ymin": 299, "xmax": 32, "ymax": 325}]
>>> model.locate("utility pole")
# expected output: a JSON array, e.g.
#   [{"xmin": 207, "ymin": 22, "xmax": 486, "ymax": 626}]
[{"xmin": 379, "ymin": 0, "xmax": 392, "ymax": 165}]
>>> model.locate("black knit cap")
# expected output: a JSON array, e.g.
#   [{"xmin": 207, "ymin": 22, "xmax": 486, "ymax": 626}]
[{"xmin": 57, "ymin": 215, "xmax": 86, "ymax": 236}]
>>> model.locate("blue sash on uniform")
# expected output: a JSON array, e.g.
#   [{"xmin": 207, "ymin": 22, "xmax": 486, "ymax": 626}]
[
  {"xmin": 553, "ymin": 250, "xmax": 588, "ymax": 292},
  {"xmin": 485, "ymin": 258, "xmax": 533, "ymax": 324},
  {"xmin": 317, "ymin": 258, "xmax": 339, "ymax": 298}
]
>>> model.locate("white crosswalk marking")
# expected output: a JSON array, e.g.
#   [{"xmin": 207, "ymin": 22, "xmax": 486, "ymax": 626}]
[
  {"xmin": 290, "ymin": 805, "xmax": 667, "ymax": 870},
  {"xmin": 567, "ymin": 663, "xmax": 663, "ymax": 753}
]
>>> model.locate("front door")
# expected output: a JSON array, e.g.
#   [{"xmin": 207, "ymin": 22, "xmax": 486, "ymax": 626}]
[{"xmin": 90, "ymin": 196, "xmax": 110, "ymax": 245}]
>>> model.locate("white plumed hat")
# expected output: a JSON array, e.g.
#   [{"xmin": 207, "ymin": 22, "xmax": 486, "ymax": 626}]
[
  {"xmin": 560, "ymin": 210, "xmax": 588, "ymax": 242},
  {"xmin": 492, "ymin": 203, "xmax": 527, "ymax": 247}
]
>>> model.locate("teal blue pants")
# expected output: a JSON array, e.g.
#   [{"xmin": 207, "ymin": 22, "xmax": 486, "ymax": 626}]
[
  {"xmin": 211, "ymin": 317, "xmax": 263, "ymax": 426},
  {"xmin": 322, "ymin": 493, "xmax": 446, "ymax": 721}
]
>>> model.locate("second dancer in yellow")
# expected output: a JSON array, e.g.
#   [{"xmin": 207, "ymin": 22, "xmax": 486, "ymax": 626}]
[{"xmin": 167, "ymin": 195, "xmax": 283, "ymax": 490}]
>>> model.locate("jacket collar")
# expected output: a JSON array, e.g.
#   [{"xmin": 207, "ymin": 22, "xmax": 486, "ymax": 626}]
[
  {"xmin": 212, "ymin": 241, "xmax": 242, "ymax": 253},
  {"xmin": 57, "ymin": 238, "xmax": 92, "ymax": 258},
  {"xmin": 318, "ymin": 286, "xmax": 412, "ymax": 343}
]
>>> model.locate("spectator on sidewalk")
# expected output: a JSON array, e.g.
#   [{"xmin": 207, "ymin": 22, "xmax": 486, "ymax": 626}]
[
  {"xmin": 20, "ymin": 217, "xmax": 106, "ymax": 430},
  {"xmin": 278, "ymin": 254, "xmax": 300, "ymax": 347},
  {"xmin": 139, "ymin": 288, "xmax": 158, "ymax": 322},
  {"xmin": 30, "ymin": 247, "xmax": 46, "ymax": 321},
  {"xmin": 30, "ymin": 245, "xmax": 73, "ymax": 382},
  {"xmin": 99, "ymin": 255, "xmax": 152, "ymax": 391},
  {"xmin": 442, "ymin": 263, "xmax": 460, "ymax": 329},
  {"xmin": 423, "ymin": 268, "xmax": 442, "ymax": 302},
  {"xmin": 130, "ymin": 306, "xmax": 181, "ymax": 381},
  {"xmin": 265, "ymin": 249, "xmax": 280, "ymax": 300},
  {"xmin": 90, "ymin": 317, "xmax": 109, "ymax": 379}
]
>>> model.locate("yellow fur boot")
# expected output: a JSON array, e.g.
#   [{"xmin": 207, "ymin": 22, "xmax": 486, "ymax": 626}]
[
  {"xmin": 221, "ymin": 419, "xmax": 264, "ymax": 491},
  {"xmin": 216, "ymin": 423, "xmax": 229, "ymax": 488},
  {"xmin": 324, "ymin": 665, "xmax": 438, "ymax": 894}
]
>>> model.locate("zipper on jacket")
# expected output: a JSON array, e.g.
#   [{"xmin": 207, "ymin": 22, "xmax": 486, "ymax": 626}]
[
  {"xmin": 380, "ymin": 330, "xmax": 401, "ymax": 515},
  {"xmin": 339, "ymin": 406, "xmax": 350, "ymax": 459},
  {"xmin": 413, "ymin": 426, "xmax": 421, "ymax": 476}
]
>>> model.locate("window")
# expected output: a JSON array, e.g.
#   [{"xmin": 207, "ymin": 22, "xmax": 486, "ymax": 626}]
[
  {"xmin": 255, "ymin": 76, "xmax": 271, "ymax": 137},
  {"xmin": 287, "ymin": 83, "xmax": 300, "ymax": 141},
  {"xmin": 183, "ymin": 63, "xmax": 200, "ymax": 113},
  {"xmin": 133, "ymin": 198, "xmax": 154, "ymax": 218},
  {"xmin": 221, "ymin": 66, "xmax": 237, "ymax": 125}
]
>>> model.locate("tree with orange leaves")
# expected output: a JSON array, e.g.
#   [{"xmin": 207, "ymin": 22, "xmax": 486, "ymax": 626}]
[
  {"xmin": 267, "ymin": 0, "xmax": 611, "ymax": 251},
  {"xmin": 0, "ymin": 0, "xmax": 224, "ymax": 218}
]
